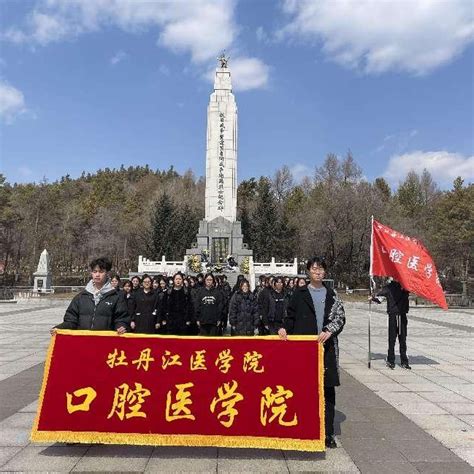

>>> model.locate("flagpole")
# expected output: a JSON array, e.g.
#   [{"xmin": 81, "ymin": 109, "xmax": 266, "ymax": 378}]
[{"xmin": 368, "ymin": 215, "xmax": 374, "ymax": 369}]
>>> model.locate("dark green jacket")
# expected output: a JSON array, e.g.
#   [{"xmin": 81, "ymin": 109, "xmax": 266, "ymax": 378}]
[{"xmin": 56, "ymin": 288, "xmax": 130, "ymax": 331}]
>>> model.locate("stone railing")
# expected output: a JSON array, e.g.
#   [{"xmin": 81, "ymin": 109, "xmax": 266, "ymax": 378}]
[
  {"xmin": 248, "ymin": 257, "xmax": 299, "ymax": 290},
  {"xmin": 137, "ymin": 256, "xmax": 187, "ymax": 276},
  {"xmin": 250, "ymin": 257, "xmax": 298, "ymax": 275}
]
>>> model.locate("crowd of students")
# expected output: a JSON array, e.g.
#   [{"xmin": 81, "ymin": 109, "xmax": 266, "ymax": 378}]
[
  {"xmin": 53, "ymin": 256, "xmax": 344, "ymax": 449},
  {"xmin": 110, "ymin": 271, "xmax": 311, "ymax": 337}
]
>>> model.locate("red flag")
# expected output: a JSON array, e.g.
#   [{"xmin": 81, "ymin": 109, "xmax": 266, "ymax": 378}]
[{"xmin": 370, "ymin": 219, "xmax": 448, "ymax": 310}]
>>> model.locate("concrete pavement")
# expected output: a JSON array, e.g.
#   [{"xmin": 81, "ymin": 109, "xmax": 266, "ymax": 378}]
[{"xmin": 0, "ymin": 298, "xmax": 472, "ymax": 472}]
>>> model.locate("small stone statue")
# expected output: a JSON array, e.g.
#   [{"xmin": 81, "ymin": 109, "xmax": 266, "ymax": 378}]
[{"xmin": 217, "ymin": 52, "xmax": 229, "ymax": 68}]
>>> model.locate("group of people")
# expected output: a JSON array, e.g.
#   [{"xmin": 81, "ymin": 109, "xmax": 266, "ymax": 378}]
[
  {"xmin": 52, "ymin": 256, "xmax": 345, "ymax": 448},
  {"xmin": 104, "ymin": 271, "xmax": 312, "ymax": 338}
]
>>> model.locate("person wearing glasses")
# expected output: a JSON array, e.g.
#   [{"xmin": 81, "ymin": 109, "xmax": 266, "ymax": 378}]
[{"xmin": 279, "ymin": 256, "xmax": 346, "ymax": 449}]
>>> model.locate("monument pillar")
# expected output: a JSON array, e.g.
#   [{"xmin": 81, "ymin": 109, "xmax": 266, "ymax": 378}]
[
  {"xmin": 33, "ymin": 249, "xmax": 53, "ymax": 292},
  {"xmin": 187, "ymin": 55, "xmax": 252, "ymax": 266}
]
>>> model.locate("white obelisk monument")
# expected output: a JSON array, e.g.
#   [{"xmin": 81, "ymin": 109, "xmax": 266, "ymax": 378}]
[
  {"xmin": 187, "ymin": 54, "xmax": 252, "ymax": 265},
  {"xmin": 33, "ymin": 249, "xmax": 52, "ymax": 292},
  {"xmin": 205, "ymin": 56, "xmax": 237, "ymax": 222}
]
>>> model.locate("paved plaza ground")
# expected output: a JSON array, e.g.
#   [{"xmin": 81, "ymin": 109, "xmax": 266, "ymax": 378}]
[{"xmin": 0, "ymin": 297, "xmax": 472, "ymax": 472}]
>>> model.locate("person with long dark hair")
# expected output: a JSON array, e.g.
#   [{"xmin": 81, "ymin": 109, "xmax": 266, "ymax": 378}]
[
  {"xmin": 130, "ymin": 274, "xmax": 159, "ymax": 334},
  {"xmin": 262, "ymin": 276, "xmax": 287, "ymax": 335},
  {"xmin": 229, "ymin": 279, "xmax": 259, "ymax": 336},
  {"xmin": 160, "ymin": 272, "xmax": 194, "ymax": 335},
  {"xmin": 257, "ymin": 276, "xmax": 272, "ymax": 335},
  {"xmin": 110, "ymin": 274, "xmax": 121, "ymax": 290},
  {"xmin": 279, "ymin": 257, "xmax": 346, "ymax": 449},
  {"xmin": 232, "ymin": 274, "xmax": 246, "ymax": 294},
  {"xmin": 131, "ymin": 275, "xmax": 141, "ymax": 293},
  {"xmin": 152, "ymin": 277, "xmax": 160, "ymax": 291},
  {"xmin": 121, "ymin": 280, "xmax": 135, "ymax": 318},
  {"xmin": 218, "ymin": 274, "xmax": 232, "ymax": 334},
  {"xmin": 153, "ymin": 276, "xmax": 168, "ymax": 334},
  {"xmin": 195, "ymin": 273, "xmax": 224, "ymax": 336},
  {"xmin": 286, "ymin": 277, "xmax": 295, "ymax": 300},
  {"xmin": 297, "ymin": 277, "xmax": 307, "ymax": 288},
  {"xmin": 187, "ymin": 276, "xmax": 200, "ymax": 335}
]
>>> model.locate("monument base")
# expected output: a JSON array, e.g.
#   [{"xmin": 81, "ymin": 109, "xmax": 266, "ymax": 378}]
[
  {"xmin": 33, "ymin": 273, "xmax": 53, "ymax": 293},
  {"xmin": 186, "ymin": 217, "xmax": 252, "ymax": 266}
]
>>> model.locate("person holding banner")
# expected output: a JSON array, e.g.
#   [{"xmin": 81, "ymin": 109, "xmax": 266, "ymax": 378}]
[
  {"xmin": 51, "ymin": 257, "xmax": 130, "ymax": 335},
  {"xmin": 278, "ymin": 257, "xmax": 346, "ymax": 449},
  {"xmin": 371, "ymin": 279, "xmax": 411, "ymax": 370}
]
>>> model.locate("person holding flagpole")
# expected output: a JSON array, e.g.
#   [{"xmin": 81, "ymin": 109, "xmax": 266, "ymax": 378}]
[
  {"xmin": 368, "ymin": 217, "xmax": 447, "ymax": 371},
  {"xmin": 370, "ymin": 279, "xmax": 411, "ymax": 370}
]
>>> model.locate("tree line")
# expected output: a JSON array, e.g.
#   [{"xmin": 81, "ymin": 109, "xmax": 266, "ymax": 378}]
[{"xmin": 0, "ymin": 155, "xmax": 472, "ymax": 291}]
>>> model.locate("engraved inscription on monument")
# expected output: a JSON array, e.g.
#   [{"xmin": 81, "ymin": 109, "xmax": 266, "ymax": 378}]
[{"xmin": 187, "ymin": 55, "xmax": 252, "ymax": 265}]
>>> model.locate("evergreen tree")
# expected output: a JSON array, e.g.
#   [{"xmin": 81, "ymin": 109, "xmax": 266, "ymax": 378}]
[
  {"xmin": 374, "ymin": 177, "xmax": 391, "ymax": 201},
  {"xmin": 173, "ymin": 204, "xmax": 200, "ymax": 260},
  {"xmin": 251, "ymin": 178, "xmax": 279, "ymax": 261},
  {"xmin": 151, "ymin": 193, "xmax": 175, "ymax": 260},
  {"xmin": 396, "ymin": 171, "xmax": 424, "ymax": 218},
  {"xmin": 431, "ymin": 178, "xmax": 473, "ymax": 285}
]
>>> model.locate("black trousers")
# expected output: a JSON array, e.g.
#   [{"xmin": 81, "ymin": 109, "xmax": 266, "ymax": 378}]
[
  {"xmin": 199, "ymin": 324, "xmax": 219, "ymax": 336},
  {"xmin": 388, "ymin": 313, "xmax": 408, "ymax": 364},
  {"xmin": 325, "ymin": 386, "xmax": 336, "ymax": 437}
]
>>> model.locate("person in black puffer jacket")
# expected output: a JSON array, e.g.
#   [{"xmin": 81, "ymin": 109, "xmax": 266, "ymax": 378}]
[
  {"xmin": 195, "ymin": 273, "xmax": 224, "ymax": 336},
  {"xmin": 229, "ymin": 279, "xmax": 259, "ymax": 336},
  {"xmin": 160, "ymin": 272, "xmax": 194, "ymax": 335},
  {"xmin": 52, "ymin": 257, "xmax": 130, "ymax": 335}
]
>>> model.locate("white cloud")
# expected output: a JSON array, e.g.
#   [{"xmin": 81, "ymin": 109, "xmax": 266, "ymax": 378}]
[
  {"xmin": 4, "ymin": 0, "xmax": 238, "ymax": 63},
  {"xmin": 4, "ymin": 0, "xmax": 270, "ymax": 92},
  {"xmin": 157, "ymin": 1, "xmax": 236, "ymax": 63},
  {"xmin": 384, "ymin": 151, "xmax": 474, "ymax": 187},
  {"xmin": 0, "ymin": 81, "xmax": 26, "ymax": 123},
  {"xmin": 230, "ymin": 57, "xmax": 269, "ymax": 91},
  {"xmin": 204, "ymin": 56, "xmax": 269, "ymax": 91},
  {"xmin": 289, "ymin": 163, "xmax": 312, "ymax": 182},
  {"xmin": 280, "ymin": 0, "xmax": 474, "ymax": 75},
  {"xmin": 110, "ymin": 50, "xmax": 127, "ymax": 65}
]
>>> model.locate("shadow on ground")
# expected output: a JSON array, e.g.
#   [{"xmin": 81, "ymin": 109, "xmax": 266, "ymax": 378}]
[{"xmin": 370, "ymin": 353, "xmax": 439, "ymax": 364}]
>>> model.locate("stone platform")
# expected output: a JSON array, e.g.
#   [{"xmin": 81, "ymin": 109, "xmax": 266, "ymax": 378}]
[{"xmin": 0, "ymin": 299, "xmax": 472, "ymax": 472}]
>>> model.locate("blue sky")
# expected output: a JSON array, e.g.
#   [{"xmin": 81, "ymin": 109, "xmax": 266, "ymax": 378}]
[{"xmin": 1, "ymin": 0, "xmax": 473, "ymax": 189}]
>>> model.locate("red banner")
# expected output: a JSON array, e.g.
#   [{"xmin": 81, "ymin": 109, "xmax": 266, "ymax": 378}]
[
  {"xmin": 31, "ymin": 331, "xmax": 325, "ymax": 451},
  {"xmin": 370, "ymin": 219, "xmax": 447, "ymax": 309}
]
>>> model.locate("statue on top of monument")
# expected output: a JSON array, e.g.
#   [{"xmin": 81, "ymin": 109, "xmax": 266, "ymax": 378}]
[{"xmin": 217, "ymin": 52, "xmax": 229, "ymax": 68}]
